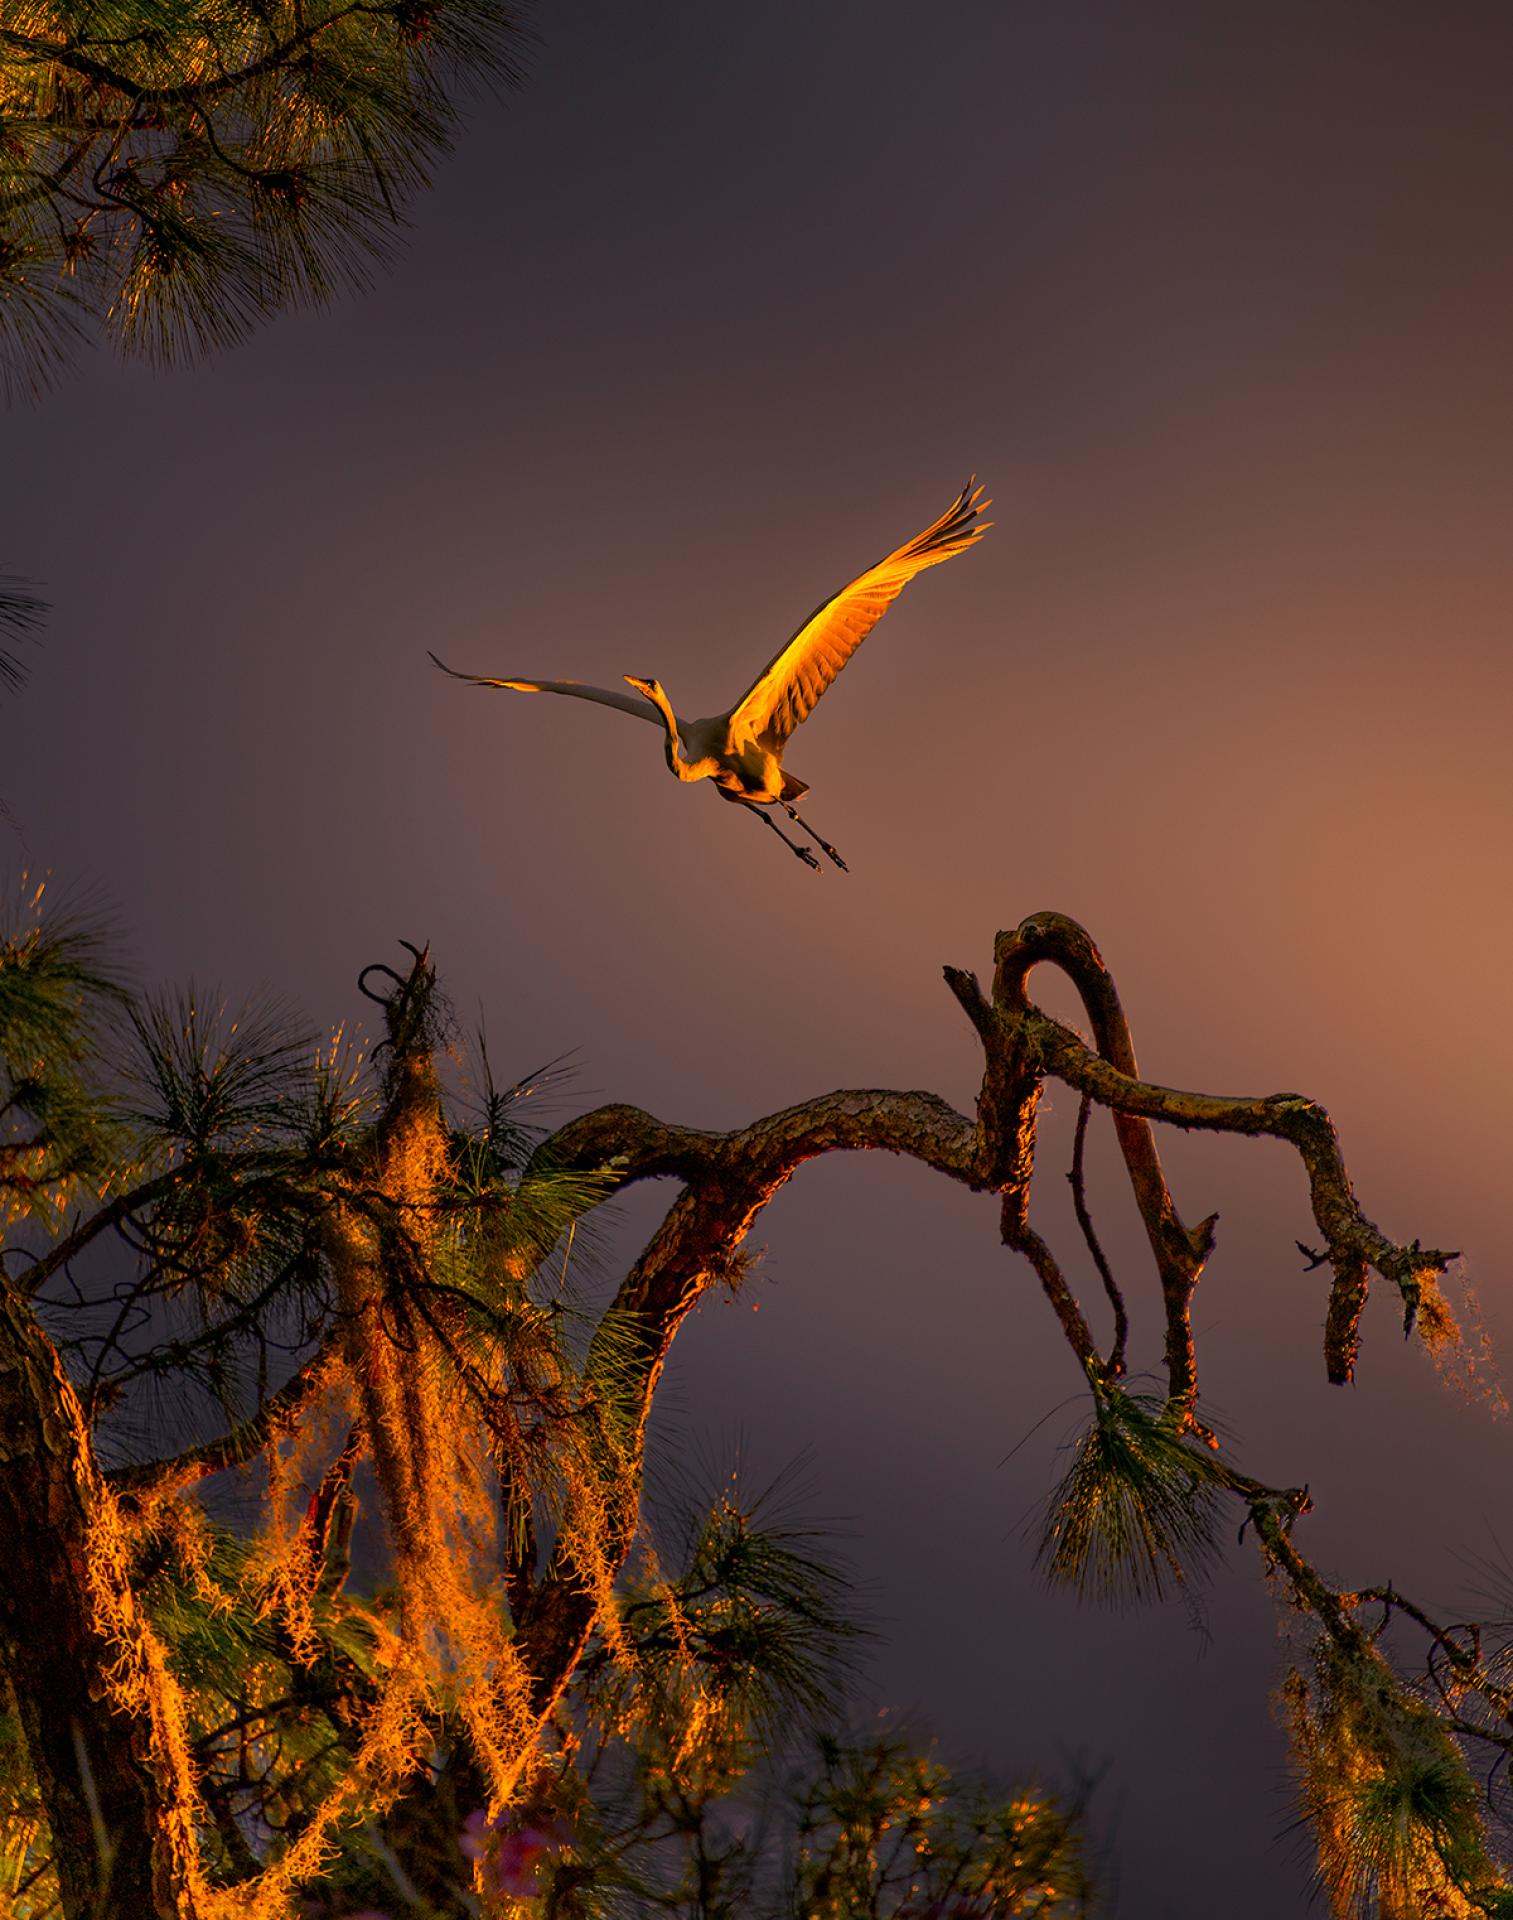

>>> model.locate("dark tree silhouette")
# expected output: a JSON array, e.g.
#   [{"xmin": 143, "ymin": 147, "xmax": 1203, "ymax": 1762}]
[{"xmin": 0, "ymin": 0, "xmax": 531, "ymax": 401}]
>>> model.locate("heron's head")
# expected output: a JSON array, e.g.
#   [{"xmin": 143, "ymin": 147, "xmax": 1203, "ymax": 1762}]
[{"xmin": 624, "ymin": 675, "xmax": 684, "ymax": 769}]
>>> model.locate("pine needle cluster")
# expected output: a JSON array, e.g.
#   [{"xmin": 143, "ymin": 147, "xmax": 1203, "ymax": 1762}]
[
  {"xmin": 0, "ymin": 573, "xmax": 45, "ymax": 692},
  {"xmin": 1035, "ymin": 1381, "xmax": 1224, "ymax": 1607},
  {"xmin": 0, "ymin": 880, "xmax": 125, "ymax": 1226},
  {"xmin": 790, "ymin": 1727, "xmax": 1093, "ymax": 1919},
  {"xmin": 0, "ymin": 0, "xmax": 532, "ymax": 399}
]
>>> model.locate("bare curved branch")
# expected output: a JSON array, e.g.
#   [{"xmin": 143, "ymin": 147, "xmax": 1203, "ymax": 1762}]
[{"xmin": 106, "ymin": 1333, "xmax": 346, "ymax": 1493}]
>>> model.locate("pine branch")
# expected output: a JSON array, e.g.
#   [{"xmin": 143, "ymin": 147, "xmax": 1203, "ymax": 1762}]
[{"xmin": 106, "ymin": 1331, "xmax": 345, "ymax": 1492}]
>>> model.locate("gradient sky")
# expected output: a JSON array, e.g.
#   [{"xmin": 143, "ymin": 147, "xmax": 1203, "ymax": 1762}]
[{"xmin": 7, "ymin": 3, "xmax": 1513, "ymax": 1911}]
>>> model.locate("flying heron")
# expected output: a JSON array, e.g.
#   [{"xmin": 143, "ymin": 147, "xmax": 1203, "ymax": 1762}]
[{"xmin": 430, "ymin": 478, "xmax": 989, "ymax": 870}]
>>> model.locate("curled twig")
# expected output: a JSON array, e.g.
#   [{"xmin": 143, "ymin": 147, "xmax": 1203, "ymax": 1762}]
[{"xmin": 1069, "ymin": 1093, "xmax": 1127, "ymax": 1380}]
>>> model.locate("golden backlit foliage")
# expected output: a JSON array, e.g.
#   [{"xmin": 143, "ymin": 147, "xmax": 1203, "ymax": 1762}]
[
  {"xmin": 4, "ymin": 913, "xmax": 1002, "ymax": 1919},
  {"xmin": 1414, "ymin": 1272, "xmax": 1508, "ymax": 1417},
  {"xmin": 3, "ymin": 892, "xmax": 1511, "ymax": 1916},
  {"xmin": 789, "ymin": 1730, "xmax": 1092, "ymax": 1919},
  {"xmin": 1283, "ymin": 1639, "xmax": 1510, "ymax": 1920},
  {"xmin": 0, "ymin": 919, "xmax": 644, "ymax": 1914}
]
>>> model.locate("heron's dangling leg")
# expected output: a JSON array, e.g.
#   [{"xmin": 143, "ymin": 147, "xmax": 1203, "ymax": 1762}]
[
  {"xmin": 781, "ymin": 803, "xmax": 849, "ymax": 872},
  {"xmin": 748, "ymin": 802, "xmax": 821, "ymax": 868}
]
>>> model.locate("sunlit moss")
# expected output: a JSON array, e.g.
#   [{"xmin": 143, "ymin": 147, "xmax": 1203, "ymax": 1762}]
[
  {"xmin": 1414, "ymin": 1270, "xmax": 1508, "ymax": 1418},
  {"xmin": 254, "ymin": 1376, "xmax": 363, "ymax": 1666},
  {"xmin": 1283, "ymin": 1638, "xmax": 1508, "ymax": 1918},
  {"xmin": 81, "ymin": 1451, "xmax": 212, "ymax": 1912},
  {"xmin": 0, "ymin": 938, "xmax": 647, "ymax": 1916}
]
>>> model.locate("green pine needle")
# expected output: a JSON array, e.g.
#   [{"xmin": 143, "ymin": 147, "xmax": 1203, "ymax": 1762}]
[{"xmin": 1036, "ymin": 1384, "xmax": 1223, "ymax": 1607}]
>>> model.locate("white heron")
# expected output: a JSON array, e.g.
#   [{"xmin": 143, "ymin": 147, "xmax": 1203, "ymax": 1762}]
[{"xmin": 430, "ymin": 479, "xmax": 989, "ymax": 871}]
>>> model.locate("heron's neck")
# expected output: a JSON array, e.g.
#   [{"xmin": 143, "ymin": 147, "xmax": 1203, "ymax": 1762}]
[{"xmin": 644, "ymin": 683, "xmax": 696, "ymax": 780}]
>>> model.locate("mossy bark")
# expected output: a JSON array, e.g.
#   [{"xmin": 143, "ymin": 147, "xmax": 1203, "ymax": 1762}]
[{"xmin": 0, "ymin": 1283, "xmax": 180, "ymax": 1918}]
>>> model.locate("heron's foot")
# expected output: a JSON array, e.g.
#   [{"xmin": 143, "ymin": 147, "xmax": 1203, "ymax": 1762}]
[
  {"xmin": 796, "ymin": 846, "xmax": 822, "ymax": 870},
  {"xmin": 800, "ymin": 828, "xmax": 848, "ymax": 871},
  {"xmin": 782, "ymin": 806, "xmax": 849, "ymax": 873}
]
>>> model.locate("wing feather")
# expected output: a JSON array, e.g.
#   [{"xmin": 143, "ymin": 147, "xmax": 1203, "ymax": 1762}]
[
  {"xmin": 727, "ymin": 480, "xmax": 990, "ymax": 748},
  {"xmin": 428, "ymin": 652, "xmax": 662, "ymax": 725}
]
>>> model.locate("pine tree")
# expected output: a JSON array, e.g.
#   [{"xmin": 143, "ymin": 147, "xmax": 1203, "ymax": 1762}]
[
  {"xmin": 0, "ymin": 0, "xmax": 530, "ymax": 400},
  {"xmin": 1, "ymin": 893, "xmax": 1511, "ymax": 1916}
]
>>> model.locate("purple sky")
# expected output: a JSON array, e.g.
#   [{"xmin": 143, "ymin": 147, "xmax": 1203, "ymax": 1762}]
[{"xmin": 7, "ymin": 3, "xmax": 1513, "ymax": 1911}]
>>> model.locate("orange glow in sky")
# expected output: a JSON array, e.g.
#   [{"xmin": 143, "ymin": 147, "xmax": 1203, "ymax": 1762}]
[{"xmin": 5, "ymin": 6, "xmax": 1513, "ymax": 1912}]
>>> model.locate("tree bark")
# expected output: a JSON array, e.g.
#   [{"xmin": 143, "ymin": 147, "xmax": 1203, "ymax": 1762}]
[{"xmin": 0, "ymin": 1281, "xmax": 194, "ymax": 1919}]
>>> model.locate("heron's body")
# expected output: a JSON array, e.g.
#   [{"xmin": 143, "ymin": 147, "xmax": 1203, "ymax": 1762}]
[
  {"xmin": 652, "ymin": 712, "xmax": 806, "ymax": 803},
  {"xmin": 431, "ymin": 479, "xmax": 988, "ymax": 869}
]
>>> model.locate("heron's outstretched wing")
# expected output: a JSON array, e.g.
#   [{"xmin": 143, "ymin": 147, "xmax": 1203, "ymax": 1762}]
[
  {"xmin": 727, "ymin": 480, "xmax": 990, "ymax": 749},
  {"xmin": 428, "ymin": 652, "xmax": 662, "ymax": 725}
]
